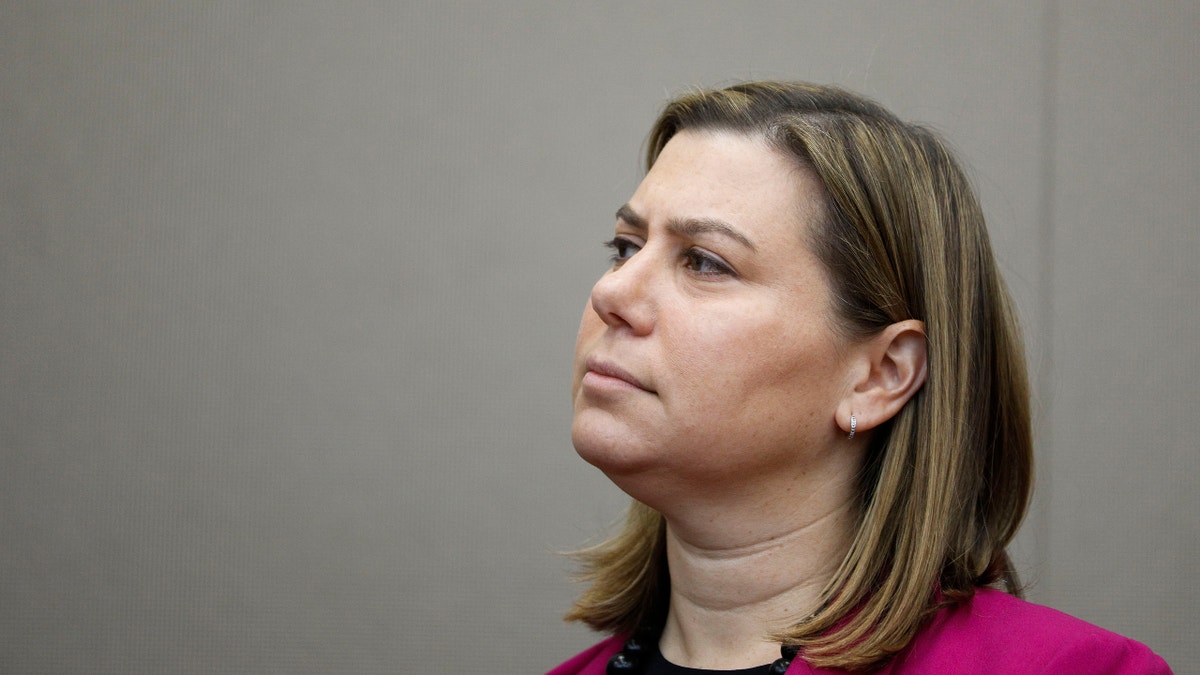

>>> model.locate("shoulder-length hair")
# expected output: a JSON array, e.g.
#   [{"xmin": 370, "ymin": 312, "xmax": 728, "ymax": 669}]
[{"xmin": 565, "ymin": 81, "xmax": 1033, "ymax": 671}]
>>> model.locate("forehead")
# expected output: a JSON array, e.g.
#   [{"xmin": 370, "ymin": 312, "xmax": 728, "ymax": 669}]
[{"xmin": 629, "ymin": 130, "xmax": 824, "ymax": 242}]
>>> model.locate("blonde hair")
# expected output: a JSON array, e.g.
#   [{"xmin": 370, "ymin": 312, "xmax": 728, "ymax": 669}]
[{"xmin": 565, "ymin": 82, "xmax": 1032, "ymax": 671}]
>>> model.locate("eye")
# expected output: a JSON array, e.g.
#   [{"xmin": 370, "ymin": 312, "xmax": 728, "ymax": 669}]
[
  {"xmin": 604, "ymin": 236, "xmax": 641, "ymax": 266},
  {"xmin": 684, "ymin": 248, "xmax": 735, "ymax": 277}
]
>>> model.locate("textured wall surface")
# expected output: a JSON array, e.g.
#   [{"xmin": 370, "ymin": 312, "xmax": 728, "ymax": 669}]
[{"xmin": 1, "ymin": 2, "xmax": 1195, "ymax": 672}]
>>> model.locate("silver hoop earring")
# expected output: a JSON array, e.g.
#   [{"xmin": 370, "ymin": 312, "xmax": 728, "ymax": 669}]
[{"xmin": 848, "ymin": 415, "xmax": 856, "ymax": 440}]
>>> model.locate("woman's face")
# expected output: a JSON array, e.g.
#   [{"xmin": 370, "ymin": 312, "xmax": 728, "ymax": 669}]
[{"xmin": 572, "ymin": 130, "xmax": 856, "ymax": 495}]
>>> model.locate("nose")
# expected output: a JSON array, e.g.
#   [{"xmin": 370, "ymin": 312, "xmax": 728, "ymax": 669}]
[{"xmin": 588, "ymin": 251, "xmax": 656, "ymax": 335}]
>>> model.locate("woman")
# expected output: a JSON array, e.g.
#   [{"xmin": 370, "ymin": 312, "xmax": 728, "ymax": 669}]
[{"xmin": 549, "ymin": 82, "xmax": 1170, "ymax": 674}]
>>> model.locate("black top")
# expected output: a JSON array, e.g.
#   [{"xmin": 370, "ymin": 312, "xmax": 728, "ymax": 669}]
[{"xmin": 643, "ymin": 644, "xmax": 773, "ymax": 675}]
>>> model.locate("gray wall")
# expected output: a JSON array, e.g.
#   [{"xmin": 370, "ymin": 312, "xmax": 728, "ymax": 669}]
[{"xmin": 1, "ymin": 2, "xmax": 1195, "ymax": 672}]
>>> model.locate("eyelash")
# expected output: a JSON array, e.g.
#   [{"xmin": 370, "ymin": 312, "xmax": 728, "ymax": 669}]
[
  {"xmin": 603, "ymin": 236, "xmax": 735, "ymax": 277},
  {"xmin": 604, "ymin": 236, "xmax": 640, "ymax": 264}
]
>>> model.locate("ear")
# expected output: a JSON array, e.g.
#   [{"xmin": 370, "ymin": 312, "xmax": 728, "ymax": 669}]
[{"xmin": 837, "ymin": 320, "xmax": 927, "ymax": 436}]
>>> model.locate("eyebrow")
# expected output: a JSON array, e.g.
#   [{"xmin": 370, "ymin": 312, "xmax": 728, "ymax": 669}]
[{"xmin": 615, "ymin": 204, "xmax": 757, "ymax": 251}]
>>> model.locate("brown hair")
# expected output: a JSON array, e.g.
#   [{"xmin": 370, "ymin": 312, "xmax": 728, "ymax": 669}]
[{"xmin": 565, "ymin": 82, "xmax": 1032, "ymax": 671}]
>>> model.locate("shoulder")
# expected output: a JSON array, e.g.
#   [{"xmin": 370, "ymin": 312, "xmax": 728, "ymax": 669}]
[
  {"xmin": 888, "ymin": 588, "xmax": 1172, "ymax": 674},
  {"xmin": 546, "ymin": 635, "xmax": 625, "ymax": 675}
]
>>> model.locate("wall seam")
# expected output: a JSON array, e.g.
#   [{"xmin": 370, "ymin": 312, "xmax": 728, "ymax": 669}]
[{"xmin": 1031, "ymin": 0, "xmax": 1060, "ymax": 594}]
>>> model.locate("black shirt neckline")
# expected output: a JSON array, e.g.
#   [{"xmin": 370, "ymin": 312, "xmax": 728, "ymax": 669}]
[{"xmin": 642, "ymin": 643, "xmax": 774, "ymax": 675}]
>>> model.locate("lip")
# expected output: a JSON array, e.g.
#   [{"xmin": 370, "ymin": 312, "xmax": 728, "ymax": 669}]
[{"xmin": 584, "ymin": 356, "xmax": 654, "ymax": 393}]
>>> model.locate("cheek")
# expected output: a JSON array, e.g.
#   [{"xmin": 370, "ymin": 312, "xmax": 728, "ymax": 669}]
[{"xmin": 667, "ymin": 317, "xmax": 838, "ymax": 405}]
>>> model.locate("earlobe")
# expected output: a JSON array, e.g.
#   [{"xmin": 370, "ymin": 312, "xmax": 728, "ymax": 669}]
[{"xmin": 839, "ymin": 320, "xmax": 927, "ymax": 436}]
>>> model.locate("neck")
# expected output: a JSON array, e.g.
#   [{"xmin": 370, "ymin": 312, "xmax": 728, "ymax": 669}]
[{"xmin": 656, "ymin": 480, "xmax": 859, "ymax": 670}]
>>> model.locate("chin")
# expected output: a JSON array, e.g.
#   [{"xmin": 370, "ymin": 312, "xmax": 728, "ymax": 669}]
[
  {"xmin": 572, "ymin": 420, "xmax": 689, "ymax": 513},
  {"xmin": 571, "ymin": 417, "xmax": 656, "ymax": 477}
]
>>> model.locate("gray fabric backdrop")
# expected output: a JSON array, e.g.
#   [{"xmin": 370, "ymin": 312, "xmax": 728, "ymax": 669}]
[{"xmin": 2, "ymin": 2, "xmax": 1195, "ymax": 672}]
